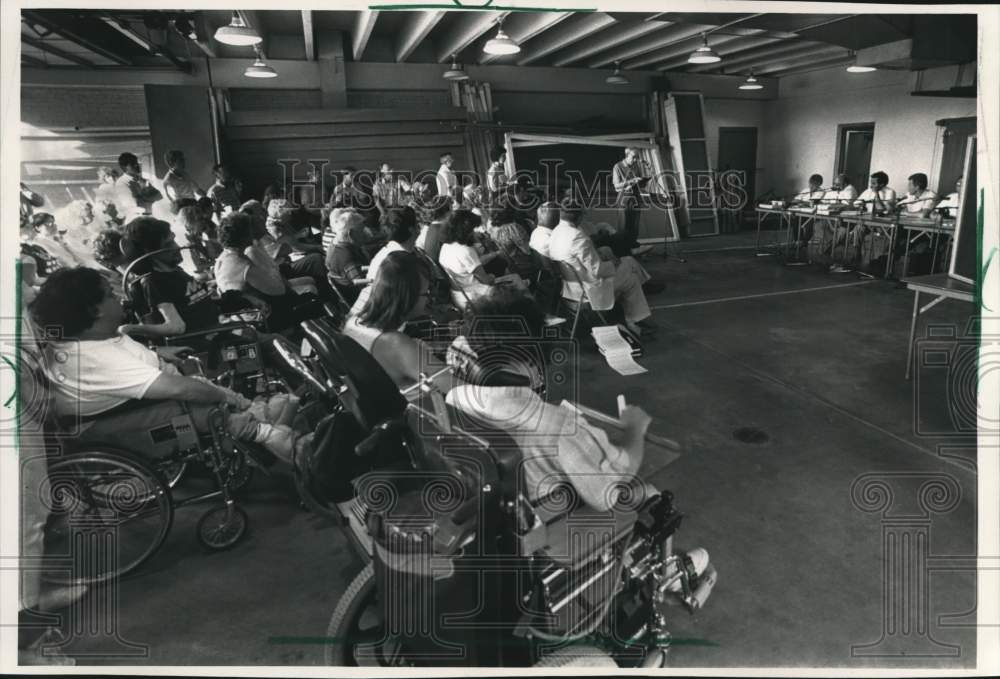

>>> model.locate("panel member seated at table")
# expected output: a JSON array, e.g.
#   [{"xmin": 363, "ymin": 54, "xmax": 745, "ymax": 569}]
[
  {"xmin": 829, "ymin": 174, "xmax": 859, "ymax": 204},
  {"xmin": 787, "ymin": 174, "xmax": 826, "ymax": 262},
  {"xmin": 899, "ymin": 173, "xmax": 939, "ymax": 218},
  {"xmin": 857, "ymin": 171, "xmax": 897, "ymax": 216},
  {"xmin": 936, "ymin": 176, "xmax": 962, "ymax": 218},
  {"xmin": 855, "ymin": 172, "xmax": 899, "ymax": 272}
]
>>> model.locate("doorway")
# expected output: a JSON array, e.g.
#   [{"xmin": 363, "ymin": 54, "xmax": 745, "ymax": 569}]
[
  {"xmin": 936, "ymin": 117, "xmax": 976, "ymax": 196},
  {"xmin": 717, "ymin": 127, "xmax": 758, "ymax": 231},
  {"xmin": 835, "ymin": 123, "xmax": 875, "ymax": 191}
]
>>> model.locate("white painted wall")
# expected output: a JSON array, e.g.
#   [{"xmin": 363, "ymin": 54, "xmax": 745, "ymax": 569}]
[{"xmin": 760, "ymin": 63, "xmax": 975, "ymax": 198}]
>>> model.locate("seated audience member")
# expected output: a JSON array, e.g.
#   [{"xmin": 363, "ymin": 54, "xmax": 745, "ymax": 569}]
[
  {"xmin": 176, "ymin": 205, "xmax": 221, "ymax": 275},
  {"xmin": 529, "ymin": 201, "xmax": 560, "ymax": 259},
  {"xmin": 20, "ymin": 220, "xmax": 62, "ymax": 283},
  {"xmin": 548, "ymin": 200, "xmax": 653, "ymax": 337},
  {"xmin": 373, "ymin": 163, "xmax": 412, "ymax": 216},
  {"xmin": 29, "ymin": 267, "xmax": 301, "ymax": 460},
  {"xmin": 20, "ymin": 181, "xmax": 45, "ymax": 230},
  {"xmin": 439, "ymin": 208, "xmax": 522, "ymax": 307},
  {"xmin": 92, "ymin": 229, "xmax": 128, "ymax": 295},
  {"xmin": 445, "ymin": 289, "xmax": 654, "ymax": 512},
  {"xmin": 368, "ymin": 206, "xmax": 419, "ymax": 280},
  {"xmin": 118, "ymin": 217, "xmax": 219, "ymax": 339},
  {"xmin": 262, "ymin": 199, "xmax": 332, "ymax": 296},
  {"xmin": 484, "ymin": 205, "xmax": 532, "ymax": 268},
  {"xmin": 56, "ymin": 200, "xmax": 101, "ymax": 259},
  {"xmin": 342, "ymin": 251, "xmax": 452, "ymax": 396},
  {"xmin": 325, "ymin": 209, "xmax": 370, "ymax": 301},
  {"xmin": 901, "ymin": 172, "xmax": 939, "ymax": 217},
  {"xmin": 93, "ymin": 166, "xmax": 121, "ymax": 217},
  {"xmin": 207, "ymin": 163, "xmax": 242, "ymax": 218},
  {"xmin": 162, "ymin": 150, "xmax": 205, "ymax": 213},
  {"xmin": 29, "ymin": 213, "xmax": 87, "ymax": 269},
  {"xmin": 937, "ymin": 176, "xmax": 963, "ymax": 218},
  {"xmin": 858, "ymin": 171, "xmax": 897, "ymax": 215},
  {"xmin": 415, "ymin": 199, "xmax": 450, "ymax": 263},
  {"xmin": 116, "ymin": 152, "xmax": 163, "ymax": 217},
  {"xmin": 215, "ymin": 212, "xmax": 324, "ymax": 331},
  {"xmin": 330, "ymin": 167, "xmax": 368, "ymax": 209}
]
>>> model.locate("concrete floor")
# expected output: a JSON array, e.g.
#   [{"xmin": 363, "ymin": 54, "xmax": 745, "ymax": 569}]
[{"xmin": 49, "ymin": 232, "xmax": 978, "ymax": 668}]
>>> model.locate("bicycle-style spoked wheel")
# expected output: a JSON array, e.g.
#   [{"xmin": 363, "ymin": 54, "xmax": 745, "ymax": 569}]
[{"xmin": 42, "ymin": 450, "xmax": 174, "ymax": 585}]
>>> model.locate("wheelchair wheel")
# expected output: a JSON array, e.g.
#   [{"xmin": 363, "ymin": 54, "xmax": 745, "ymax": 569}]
[
  {"xmin": 325, "ymin": 563, "xmax": 405, "ymax": 666},
  {"xmin": 196, "ymin": 504, "xmax": 248, "ymax": 550},
  {"xmin": 43, "ymin": 449, "xmax": 173, "ymax": 585},
  {"xmin": 533, "ymin": 645, "xmax": 618, "ymax": 668}
]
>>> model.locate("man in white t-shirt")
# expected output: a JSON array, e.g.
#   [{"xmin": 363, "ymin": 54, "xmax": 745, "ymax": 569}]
[
  {"xmin": 29, "ymin": 268, "xmax": 297, "ymax": 460},
  {"xmin": 367, "ymin": 206, "xmax": 418, "ymax": 281},
  {"xmin": 937, "ymin": 176, "xmax": 962, "ymax": 218},
  {"xmin": 900, "ymin": 172, "xmax": 939, "ymax": 217},
  {"xmin": 854, "ymin": 171, "xmax": 899, "ymax": 267}
]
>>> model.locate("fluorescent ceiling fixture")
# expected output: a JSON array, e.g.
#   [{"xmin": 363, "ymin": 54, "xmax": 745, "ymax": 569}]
[
  {"xmin": 244, "ymin": 57, "xmax": 277, "ymax": 78},
  {"xmin": 606, "ymin": 64, "xmax": 629, "ymax": 85},
  {"xmin": 483, "ymin": 25, "xmax": 520, "ymax": 55},
  {"xmin": 688, "ymin": 34, "xmax": 720, "ymax": 64},
  {"xmin": 738, "ymin": 72, "xmax": 763, "ymax": 90},
  {"xmin": 846, "ymin": 64, "xmax": 877, "ymax": 73},
  {"xmin": 215, "ymin": 11, "xmax": 262, "ymax": 46},
  {"xmin": 443, "ymin": 56, "xmax": 469, "ymax": 81}
]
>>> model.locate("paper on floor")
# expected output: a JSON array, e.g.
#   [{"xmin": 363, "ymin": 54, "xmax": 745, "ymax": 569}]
[{"xmin": 591, "ymin": 325, "xmax": 647, "ymax": 376}]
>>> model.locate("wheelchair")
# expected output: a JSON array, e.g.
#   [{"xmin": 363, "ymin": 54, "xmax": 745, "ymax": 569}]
[
  {"xmin": 31, "ymin": 316, "xmax": 295, "ymax": 587},
  {"xmin": 268, "ymin": 318, "xmax": 717, "ymax": 668}
]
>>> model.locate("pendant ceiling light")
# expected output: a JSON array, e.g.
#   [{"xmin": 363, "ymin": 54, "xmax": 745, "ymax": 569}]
[
  {"xmin": 606, "ymin": 62, "xmax": 629, "ymax": 85},
  {"xmin": 738, "ymin": 70, "xmax": 763, "ymax": 90},
  {"xmin": 443, "ymin": 55, "xmax": 469, "ymax": 81},
  {"xmin": 244, "ymin": 48, "xmax": 277, "ymax": 78},
  {"xmin": 214, "ymin": 11, "xmax": 262, "ymax": 46},
  {"xmin": 688, "ymin": 33, "xmax": 721, "ymax": 64},
  {"xmin": 483, "ymin": 19, "xmax": 520, "ymax": 56}
]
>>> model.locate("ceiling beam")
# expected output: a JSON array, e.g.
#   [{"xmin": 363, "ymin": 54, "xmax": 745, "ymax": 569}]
[
  {"xmin": 685, "ymin": 40, "xmax": 817, "ymax": 73},
  {"xmin": 20, "ymin": 34, "xmax": 96, "ymax": 67},
  {"xmin": 353, "ymin": 10, "xmax": 379, "ymax": 61},
  {"xmin": 646, "ymin": 34, "xmax": 782, "ymax": 71},
  {"xmin": 22, "ymin": 10, "xmax": 131, "ymax": 65},
  {"xmin": 623, "ymin": 30, "xmax": 742, "ymax": 70},
  {"xmin": 396, "ymin": 11, "xmax": 445, "ymax": 62},
  {"xmin": 434, "ymin": 10, "xmax": 510, "ymax": 63},
  {"xmin": 99, "ymin": 18, "xmax": 192, "ymax": 74},
  {"xmin": 191, "ymin": 13, "xmax": 216, "ymax": 58},
  {"xmin": 516, "ymin": 12, "xmax": 617, "ymax": 65},
  {"xmin": 479, "ymin": 12, "xmax": 572, "ymax": 64},
  {"xmin": 755, "ymin": 47, "xmax": 852, "ymax": 76},
  {"xmin": 553, "ymin": 21, "xmax": 668, "ymax": 67},
  {"xmin": 766, "ymin": 54, "xmax": 856, "ymax": 79},
  {"xmin": 21, "ymin": 53, "xmax": 48, "ymax": 68},
  {"xmin": 302, "ymin": 10, "xmax": 315, "ymax": 60}
]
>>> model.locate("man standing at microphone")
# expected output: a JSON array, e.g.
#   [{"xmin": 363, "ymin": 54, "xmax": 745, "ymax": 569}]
[{"xmin": 612, "ymin": 147, "xmax": 653, "ymax": 257}]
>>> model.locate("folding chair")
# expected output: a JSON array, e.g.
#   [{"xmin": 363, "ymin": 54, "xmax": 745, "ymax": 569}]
[{"xmin": 554, "ymin": 259, "xmax": 610, "ymax": 338}]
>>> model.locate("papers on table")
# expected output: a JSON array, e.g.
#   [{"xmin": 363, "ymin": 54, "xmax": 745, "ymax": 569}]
[{"xmin": 591, "ymin": 325, "xmax": 647, "ymax": 376}]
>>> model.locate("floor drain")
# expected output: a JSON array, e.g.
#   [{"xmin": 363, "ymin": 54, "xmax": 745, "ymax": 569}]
[{"xmin": 733, "ymin": 427, "xmax": 770, "ymax": 445}]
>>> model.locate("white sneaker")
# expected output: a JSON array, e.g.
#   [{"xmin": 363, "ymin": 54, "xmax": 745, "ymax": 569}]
[
  {"xmin": 544, "ymin": 314, "xmax": 567, "ymax": 327},
  {"xmin": 667, "ymin": 547, "xmax": 710, "ymax": 593}
]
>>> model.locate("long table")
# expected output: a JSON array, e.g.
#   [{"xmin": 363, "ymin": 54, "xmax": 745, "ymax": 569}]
[
  {"xmin": 754, "ymin": 205, "xmax": 792, "ymax": 256},
  {"xmin": 902, "ymin": 273, "xmax": 975, "ymax": 380}
]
